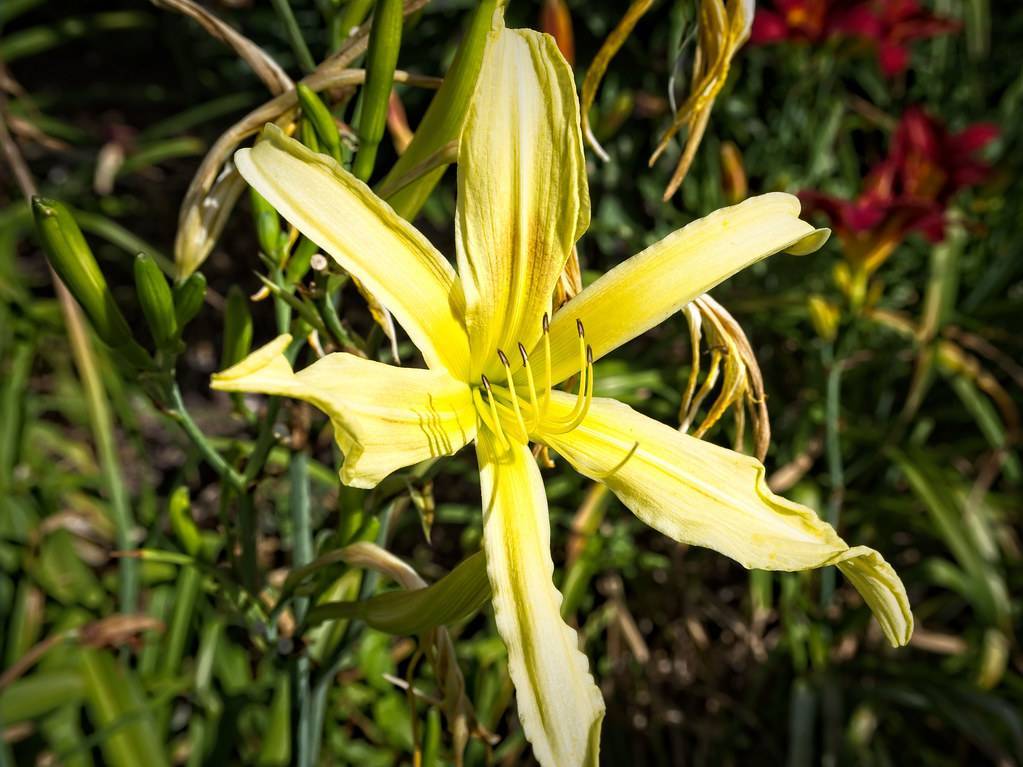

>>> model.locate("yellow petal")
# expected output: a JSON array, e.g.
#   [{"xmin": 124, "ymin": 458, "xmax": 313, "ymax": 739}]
[
  {"xmin": 477, "ymin": 434, "xmax": 604, "ymax": 767},
  {"xmin": 234, "ymin": 125, "xmax": 470, "ymax": 379},
  {"xmin": 541, "ymin": 394, "xmax": 913, "ymax": 647},
  {"xmin": 212, "ymin": 336, "xmax": 476, "ymax": 488},
  {"xmin": 540, "ymin": 193, "xmax": 829, "ymax": 384},
  {"xmin": 457, "ymin": 24, "xmax": 589, "ymax": 379}
]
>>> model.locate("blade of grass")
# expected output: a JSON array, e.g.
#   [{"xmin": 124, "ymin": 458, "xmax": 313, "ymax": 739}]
[
  {"xmin": 270, "ymin": 0, "xmax": 317, "ymax": 73},
  {"xmin": 1, "ymin": 99, "xmax": 137, "ymax": 613}
]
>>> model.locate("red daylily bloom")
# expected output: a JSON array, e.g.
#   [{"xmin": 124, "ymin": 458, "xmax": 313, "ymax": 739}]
[
  {"xmin": 751, "ymin": 0, "xmax": 834, "ymax": 42},
  {"xmin": 802, "ymin": 107, "xmax": 998, "ymax": 269},
  {"xmin": 751, "ymin": 0, "xmax": 958, "ymax": 76},
  {"xmin": 867, "ymin": 0, "xmax": 961, "ymax": 76}
]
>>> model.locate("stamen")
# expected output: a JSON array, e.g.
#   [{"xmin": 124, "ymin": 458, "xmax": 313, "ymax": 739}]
[
  {"xmin": 497, "ymin": 349, "xmax": 530, "ymax": 437},
  {"xmin": 540, "ymin": 312, "xmax": 552, "ymax": 420},
  {"xmin": 480, "ymin": 374, "xmax": 510, "ymax": 449},
  {"xmin": 518, "ymin": 342, "xmax": 541, "ymax": 431},
  {"xmin": 543, "ymin": 343, "xmax": 594, "ymax": 434}
]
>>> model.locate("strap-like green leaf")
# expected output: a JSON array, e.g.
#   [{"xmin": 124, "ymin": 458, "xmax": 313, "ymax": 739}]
[{"xmin": 305, "ymin": 551, "xmax": 489, "ymax": 635}]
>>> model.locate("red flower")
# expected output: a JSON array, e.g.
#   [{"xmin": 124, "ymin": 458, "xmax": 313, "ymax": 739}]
[
  {"xmin": 751, "ymin": 0, "xmax": 832, "ymax": 43},
  {"xmin": 750, "ymin": 0, "xmax": 958, "ymax": 76},
  {"xmin": 802, "ymin": 107, "xmax": 997, "ymax": 269},
  {"xmin": 867, "ymin": 0, "xmax": 961, "ymax": 76}
]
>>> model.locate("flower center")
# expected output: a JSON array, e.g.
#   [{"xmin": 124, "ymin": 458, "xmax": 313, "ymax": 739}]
[{"xmin": 472, "ymin": 314, "xmax": 594, "ymax": 449}]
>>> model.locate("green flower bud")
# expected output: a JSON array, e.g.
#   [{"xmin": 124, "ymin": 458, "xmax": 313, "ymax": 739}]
[
  {"xmin": 134, "ymin": 253, "xmax": 177, "ymax": 350},
  {"xmin": 173, "ymin": 272, "xmax": 207, "ymax": 328},
  {"xmin": 249, "ymin": 188, "xmax": 283, "ymax": 262},
  {"xmin": 221, "ymin": 285, "xmax": 253, "ymax": 370},
  {"xmin": 284, "ymin": 235, "xmax": 319, "ymax": 286},
  {"xmin": 352, "ymin": 0, "xmax": 404, "ymax": 181},
  {"xmin": 300, "ymin": 117, "xmax": 321, "ymax": 155},
  {"xmin": 297, "ymin": 83, "xmax": 342, "ymax": 162},
  {"xmin": 377, "ymin": 0, "xmax": 499, "ymax": 217},
  {"xmin": 168, "ymin": 486, "xmax": 201, "ymax": 559},
  {"xmin": 32, "ymin": 197, "xmax": 151, "ymax": 368}
]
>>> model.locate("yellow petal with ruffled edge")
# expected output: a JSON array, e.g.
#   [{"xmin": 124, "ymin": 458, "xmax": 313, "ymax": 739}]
[
  {"xmin": 234, "ymin": 126, "xmax": 471, "ymax": 379},
  {"xmin": 457, "ymin": 23, "xmax": 589, "ymax": 380},
  {"xmin": 212, "ymin": 336, "xmax": 476, "ymax": 488},
  {"xmin": 541, "ymin": 393, "xmax": 912, "ymax": 647},
  {"xmin": 536, "ymin": 193, "xmax": 829, "ymax": 385},
  {"xmin": 477, "ymin": 434, "xmax": 604, "ymax": 767}
]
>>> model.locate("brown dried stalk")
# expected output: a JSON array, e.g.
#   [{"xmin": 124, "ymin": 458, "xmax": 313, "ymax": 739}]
[
  {"xmin": 150, "ymin": 0, "xmax": 294, "ymax": 95},
  {"xmin": 158, "ymin": 0, "xmax": 432, "ymax": 276}
]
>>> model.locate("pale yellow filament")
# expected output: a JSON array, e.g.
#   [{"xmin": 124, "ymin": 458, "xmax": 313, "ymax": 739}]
[
  {"xmin": 498, "ymin": 349, "xmax": 530, "ymax": 438},
  {"xmin": 540, "ymin": 313, "xmax": 552, "ymax": 420},
  {"xmin": 519, "ymin": 342, "xmax": 541, "ymax": 432},
  {"xmin": 480, "ymin": 375, "xmax": 510, "ymax": 450},
  {"xmin": 543, "ymin": 342, "xmax": 594, "ymax": 435}
]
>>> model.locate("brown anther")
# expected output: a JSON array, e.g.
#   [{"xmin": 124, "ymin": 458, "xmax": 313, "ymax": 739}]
[
  {"xmin": 542, "ymin": 313, "xmax": 550, "ymax": 333},
  {"xmin": 518, "ymin": 342, "xmax": 529, "ymax": 365},
  {"xmin": 576, "ymin": 318, "xmax": 585, "ymax": 337},
  {"xmin": 497, "ymin": 349, "xmax": 510, "ymax": 367},
  {"xmin": 586, "ymin": 345, "xmax": 593, "ymax": 365},
  {"xmin": 481, "ymin": 374, "xmax": 493, "ymax": 392}
]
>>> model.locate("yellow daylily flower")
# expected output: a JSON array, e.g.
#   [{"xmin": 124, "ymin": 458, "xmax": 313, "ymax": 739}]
[{"xmin": 212, "ymin": 20, "xmax": 912, "ymax": 767}]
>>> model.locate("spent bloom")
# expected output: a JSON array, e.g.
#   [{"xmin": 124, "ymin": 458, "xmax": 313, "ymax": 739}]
[{"xmin": 213, "ymin": 19, "xmax": 912, "ymax": 767}]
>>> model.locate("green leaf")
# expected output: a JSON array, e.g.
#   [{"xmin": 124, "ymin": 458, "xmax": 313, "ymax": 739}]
[
  {"xmin": 305, "ymin": 551, "xmax": 490, "ymax": 635},
  {"xmin": 80, "ymin": 649, "xmax": 169, "ymax": 767},
  {"xmin": 0, "ymin": 671, "xmax": 85, "ymax": 725}
]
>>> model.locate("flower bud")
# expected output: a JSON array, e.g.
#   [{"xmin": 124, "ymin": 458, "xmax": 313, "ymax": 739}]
[
  {"xmin": 720, "ymin": 141, "xmax": 748, "ymax": 204},
  {"xmin": 540, "ymin": 0, "xmax": 575, "ymax": 64},
  {"xmin": 175, "ymin": 165, "xmax": 246, "ymax": 279},
  {"xmin": 221, "ymin": 285, "xmax": 253, "ymax": 370},
  {"xmin": 300, "ymin": 117, "xmax": 321, "ymax": 154},
  {"xmin": 285, "ymin": 236, "xmax": 319, "ymax": 286},
  {"xmin": 250, "ymin": 187, "xmax": 283, "ymax": 262},
  {"xmin": 386, "ymin": 90, "xmax": 413, "ymax": 155},
  {"xmin": 168, "ymin": 486, "xmax": 202, "ymax": 559},
  {"xmin": 32, "ymin": 196, "xmax": 151, "ymax": 368},
  {"xmin": 353, "ymin": 0, "xmax": 403, "ymax": 181},
  {"xmin": 297, "ymin": 83, "xmax": 342, "ymax": 162},
  {"xmin": 808, "ymin": 295, "xmax": 840, "ymax": 343},
  {"xmin": 134, "ymin": 253, "xmax": 177, "ymax": 350},
  {"xmin": 173, "ymin": 272, "xmax": 207, "ymax": 328}
]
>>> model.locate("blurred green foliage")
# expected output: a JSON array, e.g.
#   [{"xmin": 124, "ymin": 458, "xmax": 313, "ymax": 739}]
[{"xmin": 0, "ymin": 1, "xmax": 1020, "ymax": 765}]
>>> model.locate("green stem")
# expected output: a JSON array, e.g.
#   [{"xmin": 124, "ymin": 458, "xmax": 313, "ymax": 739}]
[
  {"xmin": 167, "ymin": 383, "xmax": 246, "ymax": 493},
  {"xmin": 0, "ymin": 342, "xmax": 33, "ymax": 493},
  {"xmin": 307, "ymin": 503, "xmax": 394, "ymax": 765},
  {"xmin": 290, "ymin": 451, "xmax": 313, "ymax": 618},
  {"xmin": 233, "ymin": 271, "xmax": 295, "ymax": 595},
  {"xmin": 290, "ymin": 450, "xmax": 315, "ymax": 767},
  {"xmin": 820, "ymin": 343, "xmax": 844, "ymax": 607},
  {"xmin": 270, "ymin": 0, "xmax": 317, "ymax": 73},
  {"xmin": 238, "ymin": 494, "xmax": 259, "ymax": 594},
  {"xmin": 67, "ymin": 314, "xmax": 137, "ymax": 613}
]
